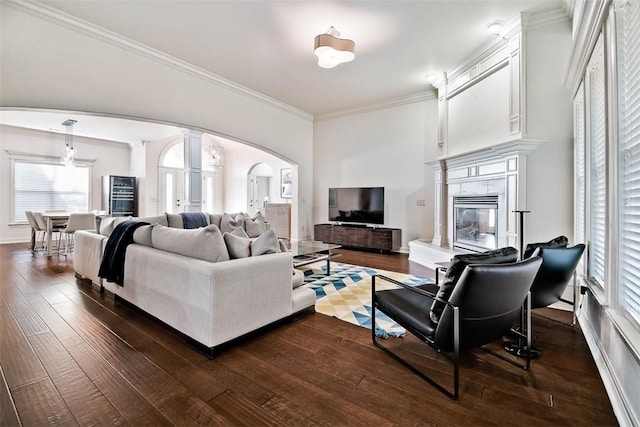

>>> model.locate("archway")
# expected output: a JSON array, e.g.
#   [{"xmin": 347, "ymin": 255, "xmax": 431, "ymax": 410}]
[{"xmin": 247, "ymin": 163, "xmax": 274, "ymax": 216}]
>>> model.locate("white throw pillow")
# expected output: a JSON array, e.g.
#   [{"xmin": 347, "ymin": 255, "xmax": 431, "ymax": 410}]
[{"xmin": 151, "ymin": 224, "xmax": 230, "ymax": 263}]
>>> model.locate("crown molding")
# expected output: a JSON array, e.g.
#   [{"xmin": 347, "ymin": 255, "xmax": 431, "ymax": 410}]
[
  {"xmin": 565, "ymin": 0, "xmax": 612, "ymax": 96},
  {"xmin": 522, "ymin": 5, "xmax": 571, "ymax": 31},
  {"xmin": 437, "ymin": 6, "xmax": 569, "ymax": 89},
  {"xmin": 314, "ymin": 91, "xmax": 436, "ymax": 122},
  {"xmin": 3, "ymin": 0, "xmax": 313, "ymax": 123},
  {"xmin": 0, "ymin": 124, "xmax": 131, "ymax": 148}
]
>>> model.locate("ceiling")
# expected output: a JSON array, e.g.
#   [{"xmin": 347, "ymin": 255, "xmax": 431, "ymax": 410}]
[{"xmin": 1, "ymin": 0, "xmax": 568, "ymax": 143}]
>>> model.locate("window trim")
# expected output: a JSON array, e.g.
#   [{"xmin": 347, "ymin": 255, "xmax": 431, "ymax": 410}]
[{"xmin": 7, "ymin": 150, "xmax": 95, "ymax": 223}]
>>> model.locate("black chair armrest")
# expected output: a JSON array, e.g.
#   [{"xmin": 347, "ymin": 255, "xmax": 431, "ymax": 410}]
[{"xmin": 373, "ymin": 274, "xmax": 451, "ymax": 307}]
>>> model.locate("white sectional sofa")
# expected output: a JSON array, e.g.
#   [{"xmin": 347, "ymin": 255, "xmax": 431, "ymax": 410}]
[{"xmin": 73, "ymin": 212, "xmax": 315, "ymax": 355}]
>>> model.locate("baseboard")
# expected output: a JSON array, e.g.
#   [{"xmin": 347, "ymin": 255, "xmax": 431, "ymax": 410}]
[
  {"xmin": 579, "ymin": 314, "xmax": 636, "ymax": 426},
  {"xmin": 0, "ymin": 238, "xmax": 30, "ymax": 245}
]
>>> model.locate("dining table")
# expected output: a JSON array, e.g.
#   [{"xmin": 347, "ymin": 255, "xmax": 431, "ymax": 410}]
[{"xmin": 43, "ymin": 212, "xmax": 69, "ymax": 257}]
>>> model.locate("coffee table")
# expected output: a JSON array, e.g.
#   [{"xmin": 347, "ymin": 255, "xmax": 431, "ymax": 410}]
[{"xmin": 291, "ymin": 241, "xmax": 341, "ymax": 275}]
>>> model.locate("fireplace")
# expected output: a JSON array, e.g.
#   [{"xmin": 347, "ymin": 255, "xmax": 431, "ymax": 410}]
[{"xmin": 453, "ymin": 195, "xmax": 499, "ymax": 252}]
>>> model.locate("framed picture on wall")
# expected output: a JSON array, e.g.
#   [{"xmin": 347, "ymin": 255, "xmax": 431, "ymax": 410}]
[{"xmin": 281, "ymin": 168, "xmax": 292, "ymax": 198}]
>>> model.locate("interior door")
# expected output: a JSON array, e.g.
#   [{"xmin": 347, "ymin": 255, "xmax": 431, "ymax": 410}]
[
  {"xmin": 159, "ymin": 167, "xmax": 184, "ymax": 214},
  {"xmin": 247, "ymin": 175, "xmax": 270, "ymax": 216},
  {"xmin": 202, "ymin": 171, "xmax": 215, "ymax": 214}
]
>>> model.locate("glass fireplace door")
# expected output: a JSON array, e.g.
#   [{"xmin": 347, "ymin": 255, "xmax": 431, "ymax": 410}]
[{"xmin": 453, "ymin": 196, "xmax": 498, "ymax": 252}]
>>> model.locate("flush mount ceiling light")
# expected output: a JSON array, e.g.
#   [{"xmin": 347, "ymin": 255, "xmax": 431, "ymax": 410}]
[
  {"xmin": 314, "ymin": 26, "xmax": 355, "ymax": 69},
  {"xmin": 60, "ymin": 119, "xmax": 77, "ymax": 167},
  {"xmin": 487, "ymin": 21, "xmax": 503, "ymax": 35}
]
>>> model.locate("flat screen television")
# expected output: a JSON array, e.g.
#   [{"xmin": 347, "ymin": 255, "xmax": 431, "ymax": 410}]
[{"xmin": 328, "ymin": 187, "xmax": 385, "ymax": 225}]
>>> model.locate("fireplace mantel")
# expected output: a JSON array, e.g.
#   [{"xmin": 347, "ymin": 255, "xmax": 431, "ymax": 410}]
[
  {"xmin": 437, "ymin": 139, "xmax": 545, "ymax": 169},
  {"xmin": 426, "ymin": 138, "xmax": 545, "ymax": 251}
]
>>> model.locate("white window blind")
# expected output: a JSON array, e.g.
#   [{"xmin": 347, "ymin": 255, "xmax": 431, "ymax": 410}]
[
  {"xmin": 588, "ymin": 35, "xmax": 607, "ymax": 288},
  {"xmin": 14, "ymin": 160, "xmax": 90, "ymax": 222},
  {"xmin": 618, "ymin": 0, "xmax": 640, "ymax": 327}
]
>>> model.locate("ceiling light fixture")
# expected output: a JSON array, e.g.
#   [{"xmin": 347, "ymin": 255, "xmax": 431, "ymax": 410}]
[
  {"xmin": 60, "ymin": 119, "xmax": 77, "ymax": 167},
  {"xmin": 487, "ymin": 21, "xmax": 503, "ymax": 35},
  {"xmin": 314, "ymin": 26, "xmax": 355, "ymax": 69}
]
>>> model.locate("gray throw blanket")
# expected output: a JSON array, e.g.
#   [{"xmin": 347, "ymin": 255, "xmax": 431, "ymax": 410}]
[{"xmin": 180, "ymin": 212, "xmax": 209, "ymax": 229}]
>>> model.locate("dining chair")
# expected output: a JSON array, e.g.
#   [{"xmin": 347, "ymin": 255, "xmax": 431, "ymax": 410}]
[
  {"xmin": 25, "ymin": 211, "xmax": 44, "ymax": 252},
  {"xmin": 60, "ymin": 213, "xmax": 96, "ymax": 255},
  {"xmin": 33, "ymin": 211, "xmax": 63, "ymax": 254}
]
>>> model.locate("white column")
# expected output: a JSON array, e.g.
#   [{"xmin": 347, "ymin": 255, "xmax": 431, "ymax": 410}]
[{"xmin": 183, "ymin": 131, "xmax": 202, "ymax": 212}]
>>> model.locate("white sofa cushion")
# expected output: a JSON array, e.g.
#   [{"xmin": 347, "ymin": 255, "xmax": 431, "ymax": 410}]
[
  {"xmin": 152, "ymin": 224, "xmax": 230, "ymax": 263},
  {"xmin": 136, "ymin": 214, "xmax": 168, "ymax": 226}
]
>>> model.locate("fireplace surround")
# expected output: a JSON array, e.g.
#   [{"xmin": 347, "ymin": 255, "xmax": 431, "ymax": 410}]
[{"xmin": 409, "ymin": 139, "xmax": 543, "ymax": 268}]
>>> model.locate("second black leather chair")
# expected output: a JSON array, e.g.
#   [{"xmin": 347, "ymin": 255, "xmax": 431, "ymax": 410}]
[{"xmin": 505, "ymin": 244, "xmax": 586, "ymax": 358}]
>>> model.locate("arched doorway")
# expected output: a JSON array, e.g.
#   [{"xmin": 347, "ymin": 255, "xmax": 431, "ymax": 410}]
[
  {"xmin": 158, "ymin": 140, "xmax": 222, "ymax": 214},
  {"xmin": 247, "ymin": 162, "xmax": 273, "ymax": 216}
]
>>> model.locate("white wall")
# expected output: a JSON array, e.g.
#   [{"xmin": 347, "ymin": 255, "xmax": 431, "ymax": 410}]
[
  {"xmin": 0, "ymin": 125, "xmax": 130, "ymax": 243},
  {"xmin": 313, "ymin": 99, "xmax": 438, "ymax": 251},
  {"xmin": 0, "ymin": 4, "xmax": 313, "ymax": 241},
  {"xmin": 447, "ymin": 65, "xmax": 511, "ymax": 156},
  {"xmin": 523, "ymin": 20, "xmax": 574, "ymax": 243}
]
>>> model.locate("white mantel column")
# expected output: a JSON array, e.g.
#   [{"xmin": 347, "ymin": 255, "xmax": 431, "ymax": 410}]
[{"xmin": 429, "ymin": 160, "xmax": 449, "ymax": 248}]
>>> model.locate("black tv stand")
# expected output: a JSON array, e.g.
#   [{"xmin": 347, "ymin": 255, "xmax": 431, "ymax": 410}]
[{"xmin": 314, "ymin": 224, "xmax": 401, "ymax": 252}]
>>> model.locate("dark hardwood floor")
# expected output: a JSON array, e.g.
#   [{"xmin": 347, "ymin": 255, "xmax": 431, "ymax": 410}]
[{"xmin": 0, "ymin": 244, "xmax": 618, "ymax": 426}]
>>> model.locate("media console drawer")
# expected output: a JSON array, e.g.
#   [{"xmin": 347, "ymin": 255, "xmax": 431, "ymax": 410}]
[{"xmin": 314, "ymin": 224, "xmax": 401, "ymax": 252}]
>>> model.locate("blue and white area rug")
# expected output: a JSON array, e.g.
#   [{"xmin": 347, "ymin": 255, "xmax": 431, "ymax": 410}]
[{"xmin": 298, "ymin": 262, "xmax": 433, "ymax": 339}]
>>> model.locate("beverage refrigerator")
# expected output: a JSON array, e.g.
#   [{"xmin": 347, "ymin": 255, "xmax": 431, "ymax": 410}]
[{"xmin": 102, "ymin": 175, "xmax": 137, "ymax": 217}]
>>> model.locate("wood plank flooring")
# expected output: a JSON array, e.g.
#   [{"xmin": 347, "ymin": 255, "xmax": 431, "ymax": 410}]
[{"xmin": 0, "ymin": 244, "xmax": 618, "ymax": 426}]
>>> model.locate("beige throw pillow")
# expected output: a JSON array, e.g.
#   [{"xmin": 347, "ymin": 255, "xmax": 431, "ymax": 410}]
[
  {"xmin": 151, "ymin": 224, "xmax": 230, "ymax": 263},
  {"xmin": 224, "ymin": 232, "xmax": 252, "ymax": 259},
  {"xmin": 99, "ymin": 216, "xmax": 131, "ymax": 237},
  {"xmin": 133, "ymin": 224, "xmax": 155, "ymax": 247},
  {"xmin": 220, "ymin": 213, "xmax": 245, "ymax": 234},
  {"xmin": 250, "ymin": 229, "xmax": 281, "ymax": 256},
  {"xmin": 244, "ymin": 212, "xmax": 267, "ymax": 237}
]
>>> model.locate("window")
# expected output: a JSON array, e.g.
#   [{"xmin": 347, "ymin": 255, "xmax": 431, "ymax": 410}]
[
  {"xmin": 617, "ymin": 0, "xmax": 640, "ymax": 327},
  {"xmin": 574, "ymin": 82, "xmax": 586, "ymax": 248},
  {"xmin": 586, "ymin": 34, "xmax": 607, "ymax": 288},
  {"xmin": 13, "ymin": 159, "xmax": 90, "ymax": 222}
]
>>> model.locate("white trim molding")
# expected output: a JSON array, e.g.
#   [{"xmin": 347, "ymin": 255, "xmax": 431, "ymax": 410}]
[{"xmin": 314, "ymin": 91, "xmax": 436, "ymax": 122}]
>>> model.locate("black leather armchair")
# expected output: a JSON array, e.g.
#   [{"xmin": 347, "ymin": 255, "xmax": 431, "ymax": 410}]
[
  {"xmin": 530, "ymin": 244, "xmax": 586, "ymax": 315},
  {"xmin": 505, "ymin": 244, "xmax": 586, "ymax": 358},
  {"xmin": 372, "ymin": 256, "xmax": 542, "ymax": 399}
]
